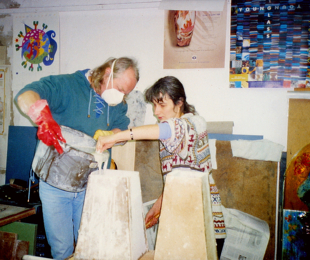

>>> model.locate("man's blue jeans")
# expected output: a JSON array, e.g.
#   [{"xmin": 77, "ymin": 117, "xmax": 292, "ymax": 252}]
[{"xmin": 39, "ymin": 180, "xmax": 86, "ymax": 260}]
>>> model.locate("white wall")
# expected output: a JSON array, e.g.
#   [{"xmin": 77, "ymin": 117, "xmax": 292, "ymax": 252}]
[
  {"xmin": 6, "ymin": 2, "xmax": 290, "ymax": 152},
  {"xmin": 57, "ymin": 7, "xmax": 289, "ymax": 149}
]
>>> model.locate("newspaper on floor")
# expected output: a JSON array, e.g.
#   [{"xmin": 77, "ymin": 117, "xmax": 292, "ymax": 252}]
[
  {"xmin": 143, "ymin": 199, "xmax": 159, "ymax": 250},
  {"xmin": 220, "ymin": 207, "xmax": 270, "ymax": 260}
]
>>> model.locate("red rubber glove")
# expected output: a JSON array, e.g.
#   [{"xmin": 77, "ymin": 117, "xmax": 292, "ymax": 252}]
[{"xmin": 28, "ymin": 100, "xmax": 66, "ymax": 154}]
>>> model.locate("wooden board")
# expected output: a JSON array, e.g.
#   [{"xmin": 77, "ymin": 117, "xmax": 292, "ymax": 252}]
[
  {"xmin": 0, "ymin": 204, "xmax": 36, "ymax": 227},
  {"xmin": 0, "ymin": 231, "xmax": 17, "ymax": 260},
  {"xmin": 287, "ymin": 98, "xmax": 310, "ymax": 167},
  {"xmin": 112, "ymin": 140, "xmax": 163, "ymax": 204},
  {"xmin": 139, "ymin": 251, "xmax": 155, "ymax": 260},
  {"xmin": 134, "ymin": 140, "xmax": 163, "ymax": 203},
  {"xmin": 212, "ymin": 140, "xmax": 278, "ymax": 260},
  {"xmin": 16, "ymin": 240, "xmax": 30, "ymax": 259}
]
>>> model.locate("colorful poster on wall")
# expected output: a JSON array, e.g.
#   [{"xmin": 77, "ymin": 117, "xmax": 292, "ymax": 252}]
[
  {"xmin": 12, "ymin": 12, "xmax": 59, "ymax": 126},
  {"xmin": 163, "ymin": 1, "xmax": 228, "ymax": 69},
  {"xmin": 13, "ymin": 12, "xmax": 59, "ymax": 91},
  {"xmin": 230, "ymin": 0, "xmax": 310, "ymax": 88}
]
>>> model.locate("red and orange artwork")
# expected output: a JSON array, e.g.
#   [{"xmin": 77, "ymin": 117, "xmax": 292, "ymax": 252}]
[
  {"xmin": 285, "ymin": 144, "xmax": 310, "ymax": 211},
  {"xmin": 173, "ymin": 11, "xmax": 196, "ymax": 47}
]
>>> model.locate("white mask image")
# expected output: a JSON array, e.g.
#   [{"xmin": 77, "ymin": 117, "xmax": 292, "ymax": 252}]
[{"xmin": 101, "ymin": 59, "xmax": 124, "ymax": 106}]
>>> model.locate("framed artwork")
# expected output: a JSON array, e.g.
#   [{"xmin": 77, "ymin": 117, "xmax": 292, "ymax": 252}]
[{"xmin": 230, "ymin": 0, "xmax": 310, "ymax": 88}]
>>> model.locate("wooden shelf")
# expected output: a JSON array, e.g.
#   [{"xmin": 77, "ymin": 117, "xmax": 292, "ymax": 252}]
[{"xmin": 0, "ymin": 204, "xmax": 36, "ymax": 227}]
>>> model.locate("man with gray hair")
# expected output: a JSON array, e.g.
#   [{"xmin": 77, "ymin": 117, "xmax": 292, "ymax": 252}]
[{"xmin": 15, "ymin": 57, "xmax": 139, "ymax": 259}]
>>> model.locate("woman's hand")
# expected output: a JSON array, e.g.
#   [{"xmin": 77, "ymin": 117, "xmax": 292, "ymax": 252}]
[
  {"xmin": 95, "ymin": 125, "xmax": 160, "ymax": 153},
  {"xmin": 96, "ymin": 134, "xmax": 117, "ymax": 152},
  {"xmin": 145, "ymin": 194, "xmax": 163, "ymax": 229}
]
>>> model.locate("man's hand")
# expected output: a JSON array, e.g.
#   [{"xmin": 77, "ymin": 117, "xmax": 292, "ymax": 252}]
[{"xmin": 28, "ymin": 100, "xmax": 66, "ymax": 154}]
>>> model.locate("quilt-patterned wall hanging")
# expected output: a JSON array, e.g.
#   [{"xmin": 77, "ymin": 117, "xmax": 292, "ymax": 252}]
[{"xmin": 230, "ymin": 0, "xmax": 310, "ymax": 88}]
